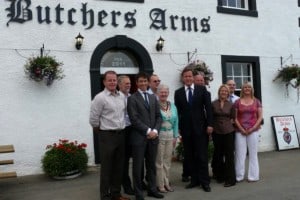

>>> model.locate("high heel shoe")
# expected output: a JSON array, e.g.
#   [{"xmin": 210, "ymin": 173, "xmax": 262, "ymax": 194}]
[
  {"xmin": 164, "ymin": 185, "xmax": 174, "ymax": 192},
  {"xmin": 157, "ymin": 187, "xmax": 168, "ymax": 193}
]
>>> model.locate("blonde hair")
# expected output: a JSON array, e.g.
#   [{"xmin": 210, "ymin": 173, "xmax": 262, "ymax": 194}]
[
  {"xmin": 218, "ymin": 84, "xmax": 230, "ymax": 99},
  {"xmin": 240, "ymin": 82, "xmax": 254, "ymax": 98}
]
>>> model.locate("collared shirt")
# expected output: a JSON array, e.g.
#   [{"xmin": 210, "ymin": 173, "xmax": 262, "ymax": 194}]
[
  {"xmin": 89, "ymin": 88, "xmax": 126, "ymax": 130},
  {"xmin": 212, "ymin": 99, "xmax": 235, "ymax": 134},
  {"xmin": 120, "ymin": 91, "xmax": 131, "ymax": 127},
  {"xmin": 229, "ymin": 94, "xmax": 239, "ymax": 103},
  {"xmin": 184, "ymin": 84, "xmax": 194, "ymax": 101}
]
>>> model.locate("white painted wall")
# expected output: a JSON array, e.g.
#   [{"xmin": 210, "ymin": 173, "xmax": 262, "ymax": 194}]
[{"xmin": 1, "ymin": 0, "xmax": 300, "ymax": 176}]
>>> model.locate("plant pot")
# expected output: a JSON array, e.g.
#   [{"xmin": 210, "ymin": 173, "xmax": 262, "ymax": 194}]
[{"xmin": 52, "ymin": 169, "xmax": 82, "ymax": 180}]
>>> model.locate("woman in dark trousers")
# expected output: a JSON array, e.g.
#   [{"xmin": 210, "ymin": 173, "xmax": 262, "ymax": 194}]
[{"xmin": 211, "ymin": 84, "xmax": 236, "ymax": 187}]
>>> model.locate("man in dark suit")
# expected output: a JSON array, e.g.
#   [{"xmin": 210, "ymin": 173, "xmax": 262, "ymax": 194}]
[
  {"xmin": 174, "ymin": 67, "xmax": 213, "ymax": 192},
  {"xmin": 127, "ymin": 72, "xmax": 163, "ymax": 200}
]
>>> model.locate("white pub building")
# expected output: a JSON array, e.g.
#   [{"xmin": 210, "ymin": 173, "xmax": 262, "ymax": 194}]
[{"xmin": 1, "ymin": 0, "xmax": 300, "ymax": 176}]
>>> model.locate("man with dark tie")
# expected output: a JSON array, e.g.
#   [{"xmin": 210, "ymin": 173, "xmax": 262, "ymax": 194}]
[
  {"xmin": 127, "ymin": 72, "xmax": 163, "ymax": 200},
  {"xmin": 174, "ymin": 67, "xmax": 213, "ymax": 192}
]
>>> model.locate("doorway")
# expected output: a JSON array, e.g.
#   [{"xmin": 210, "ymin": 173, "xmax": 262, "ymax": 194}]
[{"xmin": 90, "ymin": 35, "xmax": 153, "ymax": 163}]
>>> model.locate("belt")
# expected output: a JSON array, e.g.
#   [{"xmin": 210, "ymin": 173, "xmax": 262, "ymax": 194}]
[{"xmin": 100, "ymin": 129, "xmax": 124, "ymax": 134}]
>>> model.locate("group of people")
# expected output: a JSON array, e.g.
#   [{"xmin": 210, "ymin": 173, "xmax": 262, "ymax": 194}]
[{"xmin": 89, "ymin": 68, "xmax": 263, "ymax": 200}]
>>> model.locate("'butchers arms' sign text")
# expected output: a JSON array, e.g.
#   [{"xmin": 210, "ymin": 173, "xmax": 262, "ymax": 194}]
[{"xmin": 5, "ymin": 0, "xmax": 211, "ymax": 33}]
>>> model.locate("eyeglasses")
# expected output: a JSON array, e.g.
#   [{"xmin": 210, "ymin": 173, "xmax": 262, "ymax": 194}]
[{"xmin": 153, "ymin": 80, "xmax": 161, "ymax": 83}]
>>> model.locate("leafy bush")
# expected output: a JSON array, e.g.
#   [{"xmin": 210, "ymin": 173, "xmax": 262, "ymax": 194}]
[{"xmin": 42, "ymin": 139, "xmax": 88, "ymax": 177}]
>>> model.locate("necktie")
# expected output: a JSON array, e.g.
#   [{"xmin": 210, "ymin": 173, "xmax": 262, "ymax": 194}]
[
  {"xmin": 143, "ymin": 92, "xmax": 149, "ymax": 107},
  {"xmin": 188, "ymin": 87, "xmax": 193, "ymax": 105},
  {"xmin": 230, "ymin": 95, "xmax": 234, "ymax": 103}
]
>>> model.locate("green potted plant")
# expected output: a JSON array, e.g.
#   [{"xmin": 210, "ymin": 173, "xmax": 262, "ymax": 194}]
[
  {"xmin": 273, "ymin": 64, "xmax": 300, "ymax": 102},
  {"xmin": 24, "ymin": 55, "xmax": 64, "ymax": 86},
  {"xmin": 42, "ymin": 139, "xmax": 88, "ymax": 179}
]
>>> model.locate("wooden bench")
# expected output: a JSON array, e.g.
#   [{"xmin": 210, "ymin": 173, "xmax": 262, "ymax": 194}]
[{"xmin": 0, "ymin": 145, "xmax": 17, "ymax": 179}]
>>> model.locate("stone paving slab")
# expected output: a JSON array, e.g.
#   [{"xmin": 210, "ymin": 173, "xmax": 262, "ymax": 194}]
[{"xmin": 1, "ymin": 150, "xmax": 300, "ymax": 200}]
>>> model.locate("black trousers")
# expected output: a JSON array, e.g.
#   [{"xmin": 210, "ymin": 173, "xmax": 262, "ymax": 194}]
[
  {"xmin": 132, "ymin": 139, "xmax": 158, "ymax": 199},
  {"xmin": 122, "ymin": 126, "xmax": 133, "ymax": 190},
  {"xmin": 212, "ymin": 132, "xmax": 236, "ymax": 184},
  {"xmin": 99, "ymin": 130, "xmax": 125, "ymax": 199},
  {"xmin": 182, "ymin": 130, "xmax": 210, "ymax": 186}
]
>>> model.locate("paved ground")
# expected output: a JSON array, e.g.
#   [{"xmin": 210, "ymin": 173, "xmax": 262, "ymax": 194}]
[{"xmin": 1, "ymin": 149, "xmax": 300, "ymax": 200}]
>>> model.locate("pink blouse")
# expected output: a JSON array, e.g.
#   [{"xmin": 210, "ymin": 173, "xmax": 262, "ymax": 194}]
[{"xmin": 234, "ymin": 98, "xmax": 262, "ymax": 130}]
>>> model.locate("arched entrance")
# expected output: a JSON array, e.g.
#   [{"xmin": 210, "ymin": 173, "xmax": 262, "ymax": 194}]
[{"xmin": 90, "ymin": 35, "xmax": 153, "ymax": 163}]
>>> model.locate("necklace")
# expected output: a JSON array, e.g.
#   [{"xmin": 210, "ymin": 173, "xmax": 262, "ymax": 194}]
[{"xmin": 160, "ymin": 101, "xmax": 170, "ymax": 112}]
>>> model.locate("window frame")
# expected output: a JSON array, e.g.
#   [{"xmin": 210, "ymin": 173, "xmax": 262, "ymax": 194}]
[
  {"xmin": 221, "ymin": 55, "xmax": 261, "ymax": 101},
  {"xmin": 217, "ymin": 0, "xmax": 258, "ymax": 17},
  {"xmin": 104, "ymin": 0, "xmax": 144, "ymax": 3}
]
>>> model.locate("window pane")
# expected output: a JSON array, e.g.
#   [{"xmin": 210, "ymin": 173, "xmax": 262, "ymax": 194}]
[
  {"xmin": 101, "ymin": 50, "xmax": 138, "ymax": 68},
  {"xmin": 222, "ymin": 0, "xmax": 227, "ymax": 6},
  {"xmin": 226, "ymin": 63, "xmax": 233, "ymax": 76},
  {"xmin": 235, "ymin": 78, "xmax": 242, "ymax": 90},
  {"xmin": 234, "ymin": 63, "xmax": 242, "ymax": 76},
  {"xmin": 228, "ymin": 0, "xmax": 236, "ymax": 7}
]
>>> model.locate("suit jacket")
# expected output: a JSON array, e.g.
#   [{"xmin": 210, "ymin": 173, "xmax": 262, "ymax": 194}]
[
  {"xmin": 174, "ymin": 85, "xmax": 213, "ymax": 136},
  {"xmin": 127, "ymin": 92, "xmax": 162, "ymax": 145}
]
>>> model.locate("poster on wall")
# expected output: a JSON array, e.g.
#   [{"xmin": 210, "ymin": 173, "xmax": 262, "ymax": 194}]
[{"xmin": 271, "ymin": 115, "xmax": 299, "ymax": 151}]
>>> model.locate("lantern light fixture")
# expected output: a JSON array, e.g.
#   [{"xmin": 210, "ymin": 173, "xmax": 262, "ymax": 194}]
[
  {"xmin": 75, "ymin": 33, "xmax": 84, "ymax": 50},
  {"xmin": 156, "ymin": 36, "xmax": 164, "ymax": 52}
]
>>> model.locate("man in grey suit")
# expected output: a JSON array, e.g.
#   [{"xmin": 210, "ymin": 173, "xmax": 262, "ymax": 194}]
[{"xmin": 127, "ymin": 72, "xmax": 163, "ymax": 200}]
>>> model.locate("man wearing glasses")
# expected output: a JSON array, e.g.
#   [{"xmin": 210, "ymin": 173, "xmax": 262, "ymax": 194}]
[{"xmin": 148, "ymin": 74, "xmax": 161, "ymax": 96}]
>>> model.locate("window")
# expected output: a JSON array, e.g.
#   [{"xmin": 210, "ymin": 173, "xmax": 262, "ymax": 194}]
[
  {"xmin": 103, "ymin": 0, "xmax": 144, "ymax": 2},
  {"xmin": 217, "ymin": 0, "xmax": 258, "ymax": 17},
  {"xmin": 226, "ymin": 62, "xmax": 252, "ymax": 90},
  {"xmin": 221, "ymin": 55, "xmax": 261, "ymax": 100},
  {"xmin": 221, "ymin": 0, "xmax": 248, "ymax": 10},
  {"xmin": 100, "ymin": 50, "xmax": 139, "ymax": 74}
]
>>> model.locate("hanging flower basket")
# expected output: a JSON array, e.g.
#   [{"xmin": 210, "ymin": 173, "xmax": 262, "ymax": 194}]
[
  {"xmin": 273, "ymin": 64, "xmax": 300, "ymax": 102},
  {"xmin": 184, "ymin": 60, "xmax": 214, "ymax": 85},
  {"xmin": 24, "ymin": 55, "xmax": 64, "ymax": 86}
]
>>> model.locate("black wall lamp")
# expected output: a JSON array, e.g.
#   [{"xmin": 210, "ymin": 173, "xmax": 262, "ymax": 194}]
[
  {"xmin": 75, "ymin": 33, "xmax": 84, "ymax": 50},
  {"xmin": 156, "ymin": 36, "xmax": 164, "ymax": 51}
]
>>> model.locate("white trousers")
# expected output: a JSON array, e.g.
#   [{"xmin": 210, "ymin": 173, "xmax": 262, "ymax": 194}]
[
  {"xmin": 235, "ymin": 131, "xmax": 259, "ymax": 181},
  {"xmin": 156, "ymin": 139, "xmax": 173, "ymax": 188}
]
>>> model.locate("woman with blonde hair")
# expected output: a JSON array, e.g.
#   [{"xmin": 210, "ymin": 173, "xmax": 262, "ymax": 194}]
[
  {"xmin": 234, "ymin": 82, "xmax": 263, "ymax": 182},
  {"xmin": 211, "ymin": 84, "xmax": 236, "ymax": 187}
]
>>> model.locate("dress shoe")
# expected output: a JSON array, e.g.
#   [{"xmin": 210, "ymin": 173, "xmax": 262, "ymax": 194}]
[
  {"xmin": 142, "ymin": 181, "xmax": 148, "ymax": 190},
  {"xmin": 147, "ymin": 192, "xmax": 164, "ymax": 199},
  {"xmin": 201, "ymin": 184, "xmax": 211, "ymax": 192},
  {"xmin": 185, "ymin": 183, "xmax": 199, "ymax": 189},
  {"xmin": 224, "ymin": 182, "xmax": 236, "ymax": 187},
  {"xmin": 111, "ymin": 195, "xmax": 131, "ymax": 200},
  {"xmin": 123, "ymin": 187, "xmax": 135, "ymax": 195},
  {"xmin": 181, "ymin": 176, "xmax": 190, "ymax": 182}
]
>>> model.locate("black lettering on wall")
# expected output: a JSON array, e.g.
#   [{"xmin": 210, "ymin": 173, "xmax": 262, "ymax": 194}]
[
  {"xmin": 170, "ymin": 15, "xmax": 178, "ymax": 30},
  {"xmin": 81, "ymin": 3, "xmax": 94, "ymax": 29},
  {"xmin": 200, "ymin": 17, "xmax": 210, "ymax": 33},
  {"xmin": 124, "ymin": 9, "xmax": 136, "ymax": 28},
  {"xmin": 6, "ymin": 0, "xmax": 32, "ymax": 26},
  {"xmin": 98, "ymin": 10, "xmax": 108, "ymax": 26},
  {"xmin": 111, "ymin": 11, "xmax": 121, "ymax": 27},
  {"xmin": 37, "ymin": 6, "xmax": 51, "ymax": 24},
  {"xmin": 68, "ymin": 8, "xmax": 77, "ymax": 25},
  {"xmin": 149, "ymin": 8, "xmax": 167, "ymax": 30},
  {"xmin": 55, "ymin": 4, "xmax": 64, "ymax": 25},
  {"xmin": 181, "ymin": 16, "xmax": 198, "ymax": 32}
]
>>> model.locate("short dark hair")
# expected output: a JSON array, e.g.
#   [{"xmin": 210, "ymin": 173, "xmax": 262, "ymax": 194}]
[
  {"xmin": 135, "ymin": 72, "xmax": 149, "ymax": 81},
  {"xmin": 103, "ymin": 70, "xmax": 117, "ymax": 80},
  {"xmin": 181, "ymin": 66, "xmax": 193, "ymax": 77}
]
